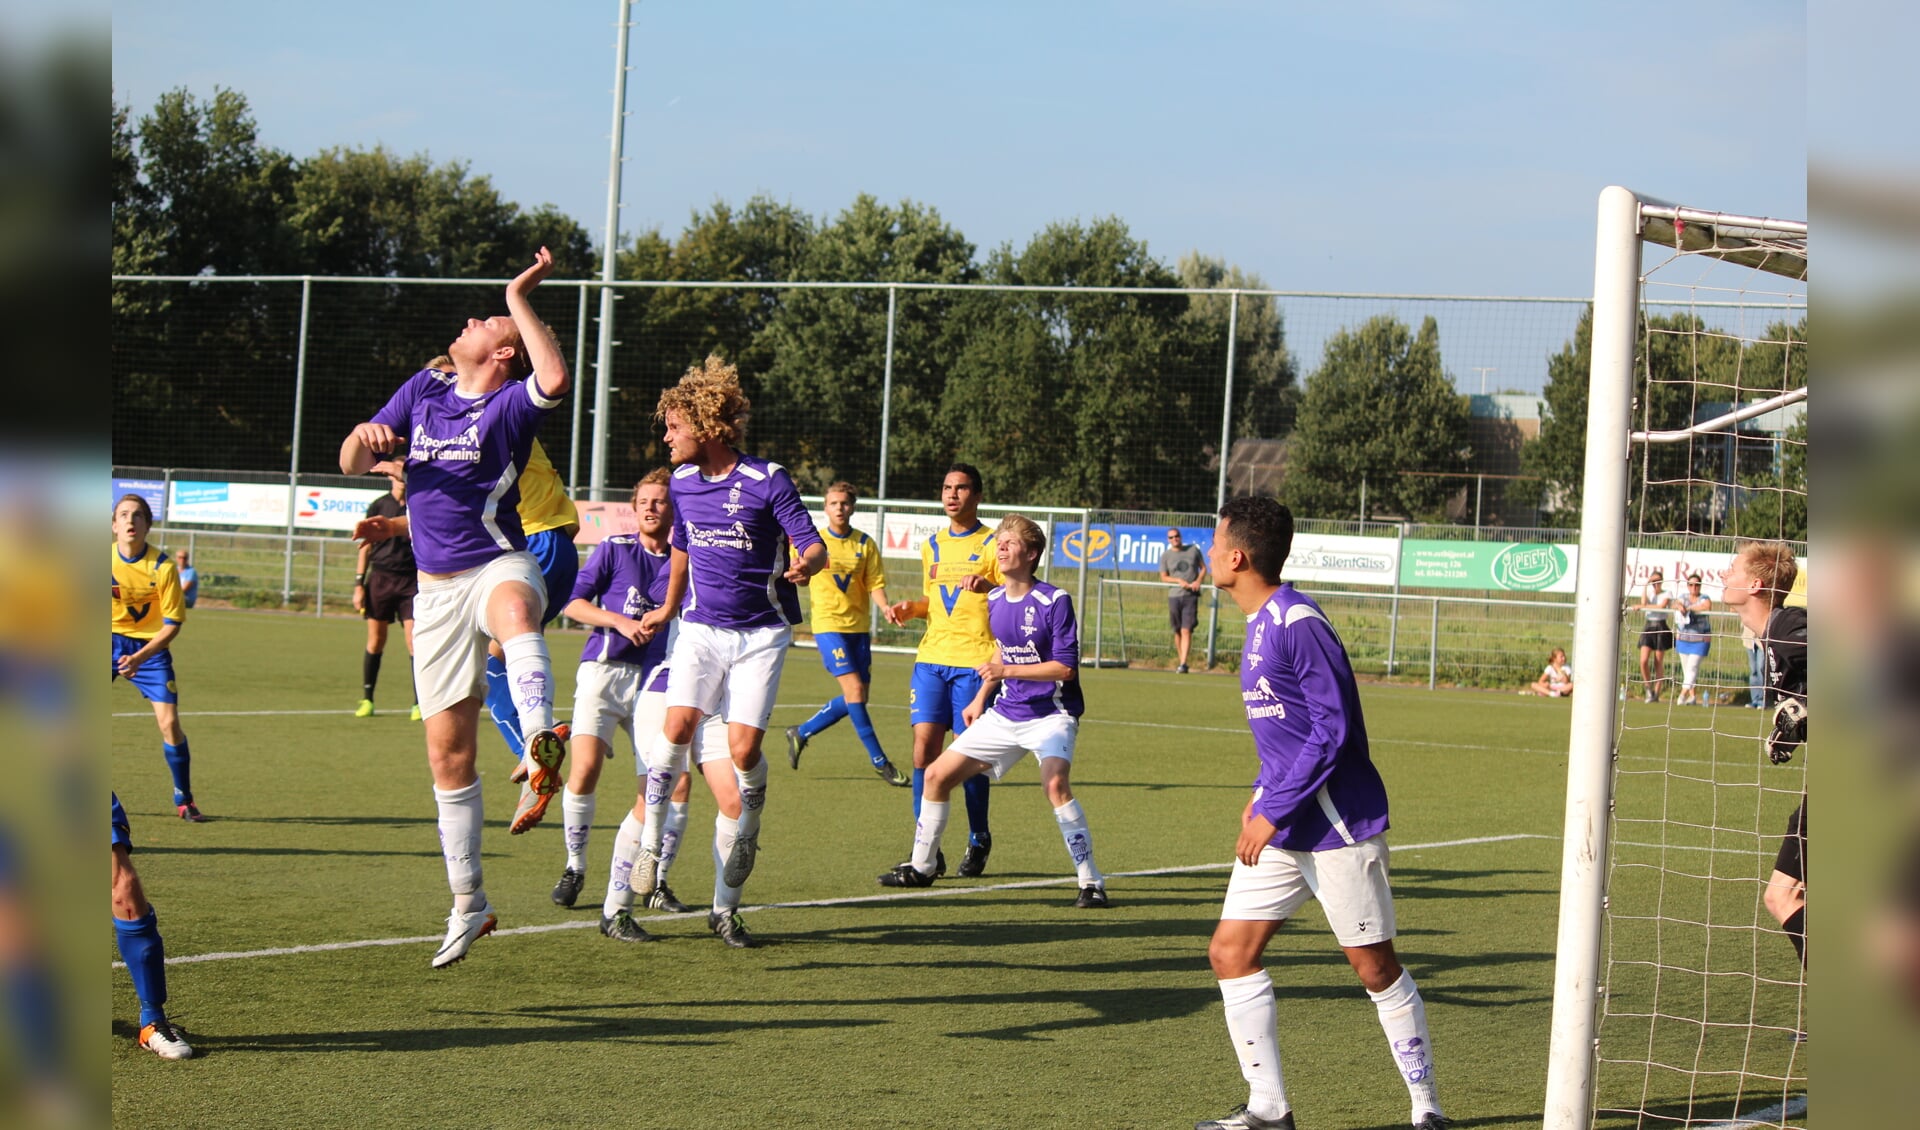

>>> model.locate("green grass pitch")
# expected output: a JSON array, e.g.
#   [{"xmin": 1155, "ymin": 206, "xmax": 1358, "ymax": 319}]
[{"xmin": 110, "ymin": 609, "xmax": 1800, "ymax": 1128}]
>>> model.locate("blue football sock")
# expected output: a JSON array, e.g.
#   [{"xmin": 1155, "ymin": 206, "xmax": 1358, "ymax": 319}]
[
  {"xmin": 161, "ymin": 741, "xmax": 191, "ymax": 806},
  {"xmin": 845, "ymin": 702, "xmax": 889, "ymax": 767},
  {"xmin": 962, "ymin": 774, "xmax": 991, "ymax": 846},
  {"xmin": 911, "ymin": 767, "xmax": 926, "ymax": 819},
  {"xmin": 113, "ymin": 909, "xmax": 168, "ymax": 1028},
  {"xmin": 797, "ymin": 697, "xmax": 848, "ymax": 741},
  {"xmin": 484, "ymin": 654, "xmax": 523, "ymax": 757}
]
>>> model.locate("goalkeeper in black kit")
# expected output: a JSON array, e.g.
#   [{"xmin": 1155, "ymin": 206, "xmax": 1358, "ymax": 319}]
[{"xmin": 1722, "ymin": 540, "xmax": 1809, "ymax": 970}]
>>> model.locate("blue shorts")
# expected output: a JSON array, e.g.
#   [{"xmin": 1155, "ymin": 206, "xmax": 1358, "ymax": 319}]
[
  {"xmin": 815, "ymin": 632, "xmax": 872, "ymax": 680},
  {"xmin": 910, "ymin": 663, "xmax": 982, "ymax": 733},
  {"xmin": 112, "ymin": 634, "xmax": 177, "ymax": 705},
  {"xmin": 527, "ymin": 529, "xmax": 581, "ymax": 627},
  {"xmin": 112, "ymin": 793, "xmax": 132, "ymax": 851}
]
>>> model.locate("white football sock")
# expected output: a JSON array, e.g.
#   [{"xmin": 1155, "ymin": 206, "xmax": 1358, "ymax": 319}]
[
  {"xmin": 1053, "ymin": 798, "xmax": 1103, "ymax": 887},
  {"xmin": 641, "ymin": 736, "xmax": 689, "ymax": 853},
  {"xmin": 434, "ymin": 781, "xmax": 485, "ymax": 913},
  {"xmin": 499, "ymin": 633, "xmax": 555, "ymax": 739},
  {"xmin": 911, "ymin": 800, "xmax": 949, "ymax": 876},
  {"xmin": 1220, "ymin": 969, "xmax": 1289, "ymax": 1121},
  {"xmin": 711, "ymin": 813, "xmax": 742, "ymax": 912},
  {"xmin": 1368, "ymin": 969, "xmax": 1441, "ymax": 1122},
  {"xmin": 734, "ymin": 757, "xmax": 768, "ymax": 840},
  {"xmin": 562, "ymin": 788, "xmax": 595, "ymax": 871},
  {"xmin": 659, "ymin": 800, "xmax": 690, "ymax": 881},
  {"xmin": 603, "ymin": 811, "xmax": 642, "ymax": 918}
]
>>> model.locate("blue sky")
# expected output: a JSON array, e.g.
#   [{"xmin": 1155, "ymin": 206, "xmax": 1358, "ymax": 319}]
[{"xmin": 112, "ymin": 2, "xmax": 1807, "ymax": 387}]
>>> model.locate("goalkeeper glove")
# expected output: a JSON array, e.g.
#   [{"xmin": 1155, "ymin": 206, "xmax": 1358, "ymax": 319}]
[{"xmin": 1767, "ymin": 697, "xmax": 1807, "ymax": 764}]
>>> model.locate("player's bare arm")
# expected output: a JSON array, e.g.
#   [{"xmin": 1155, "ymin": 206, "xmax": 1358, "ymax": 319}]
[
  {"xmin": 339, "ymin": 422, "xmax": 400, "ymax": 476},
  {"xmin": 563, "ymin": 597, "xmax": 652, "ymax": 645},
  {"xmin": 1235, "ymin": 811, "xmax": 1277, "ymax": 866},
  {"xmin": 890, "ymin": 598, "xmax": 929, "ymax": 622},
  {"xmin": 638, "ymin": 547, "xmax": 687, "ymax": 635},
  {"xmin": 782, "ymin": 540, "xmax": 828, "ymax": 585},
  {"xmin": 352, "ymin": 513, "xmax": 409, "ymax": 544},
  {"xmin": 506, "ymin": 248, "xmax": 569, "ymax": 401}
]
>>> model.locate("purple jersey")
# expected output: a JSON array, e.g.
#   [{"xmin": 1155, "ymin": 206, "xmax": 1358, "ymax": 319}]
[
  {"xmin": 668, "ymin": 454, "xmax": 824, "ymax": 630},
  {"xmin": 1240, "ymin": 585, "xmax": 1389, "ymax": 852},
  {"xmin": 570, "ymin": 535, "xmax": 672, "ymax": 671},
  {"xmin": 987, "ymin": 581, "xmax": 1083, "ymax": 721},
  {"xmin": 370, "ymin": 368, "xmax": 562, "ymax": 574}
]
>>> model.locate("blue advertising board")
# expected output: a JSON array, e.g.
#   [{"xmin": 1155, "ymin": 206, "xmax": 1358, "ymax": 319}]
[
  {"xmin": 1055, "ymin": 524, "xmax": 1212, "ymax": 573},
  {"xmin": 111, "ymin": 478, "xmax": 167, "ymax": 521}
]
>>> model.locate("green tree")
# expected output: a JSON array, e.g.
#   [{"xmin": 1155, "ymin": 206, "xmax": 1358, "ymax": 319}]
[
  {"xmin": 754, "ymin": 195, "xmax": 976, "ymax": 494},
  {"xmin": 1176, "ymin": 252, "xmax": 1298, "ymax": 442},
  {"xmin": 940, "ymin": 217, "xmax": 1202, "ymax": 508},
  {"xmin": 1283, "ymin": 314, "xmax": 1469, "ymax": 521}
]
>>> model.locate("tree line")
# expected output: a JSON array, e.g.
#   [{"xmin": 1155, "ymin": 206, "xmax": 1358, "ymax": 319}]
[{"xmin": 113, "ymin": 88, "xmax": 1804, "ymax": 537}]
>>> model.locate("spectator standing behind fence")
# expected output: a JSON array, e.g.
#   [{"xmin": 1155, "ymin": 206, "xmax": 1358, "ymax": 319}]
[
  {"xmin": 1633, "ymin": 568, "xmax": 1675, "ymax": 702},
  {"xmin": 1160, "ymin": 527, "xmax": 1209, "ymax": 674},
  {"xmin": 1524, "ymin": 648, "xmax": 1574, "ymax": 697},
  {"xmin": 175, "ymin": 549, "xmax": 198, "ymax": 609},
  {"xmin": 1672, "ymin": 572, "xmax": 1713, "ymax": 706}
]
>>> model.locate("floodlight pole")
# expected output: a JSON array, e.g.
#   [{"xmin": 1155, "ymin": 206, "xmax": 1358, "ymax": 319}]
[{"xmin": 589, "ymin": 0, "xmax": 636, "ymax": 501}]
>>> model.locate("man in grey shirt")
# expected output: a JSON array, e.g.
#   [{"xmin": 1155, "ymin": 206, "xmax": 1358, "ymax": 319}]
[{"xmin": 1159, "ymin": 527, "xmax": 1209, "ymax": 673}]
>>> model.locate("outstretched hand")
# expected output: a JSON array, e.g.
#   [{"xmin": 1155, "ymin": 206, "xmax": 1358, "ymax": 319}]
[
  {"xmin": 509, "ymin": 246, "xmax": 555, "ymax": 296},
  {"xmin": 353, "ymin": 515, "xmax": 399, "ymax": 544}
]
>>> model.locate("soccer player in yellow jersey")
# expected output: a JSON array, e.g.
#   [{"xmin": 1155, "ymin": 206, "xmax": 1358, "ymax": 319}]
[
  {"xmin": 888, "ymin": 463, "xmax": 1000, "ymax": 877},
  {"xmin": 110, "ymin": 494, "xmax": 205, "ymax": 821},
  {"xmin": 784, "ymin": 482, "xmax": 908, "ymax": 786}
]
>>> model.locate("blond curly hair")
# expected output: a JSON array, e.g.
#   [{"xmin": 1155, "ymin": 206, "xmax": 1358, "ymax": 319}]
[{"xmin": 655, "ymin": 354, "xmax": 750, "ymax": 445}]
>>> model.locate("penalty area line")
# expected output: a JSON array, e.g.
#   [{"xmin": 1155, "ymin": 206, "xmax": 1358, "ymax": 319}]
[
  {"xmin": 117, "ymin": 833, "xmax": 1550, "ymax": 969},
  {"xmin": 1695, "ymin": 1093, "xmax": 1807, "ymax": 1129}
]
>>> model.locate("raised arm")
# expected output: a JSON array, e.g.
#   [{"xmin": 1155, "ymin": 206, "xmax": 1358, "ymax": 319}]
[{"xmin": 506, "ymin": 247, "xmax": 569, "ymax": 401}]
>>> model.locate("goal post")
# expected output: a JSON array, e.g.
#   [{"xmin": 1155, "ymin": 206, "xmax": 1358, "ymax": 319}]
[{"xmin": 1543, "ymin": 187, "xmax": 1809, "ymax": 1130}]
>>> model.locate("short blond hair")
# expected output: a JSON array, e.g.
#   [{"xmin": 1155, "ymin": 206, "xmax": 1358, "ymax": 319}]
[
  {"xmin": 638, "ymin": 466, "xmax": 673, "ymax": 489},
  {"xmin": 996, "ymin": 513, "xmax": 1046, "ymax": 559},
  {"xmin": 655, "ymin": 354, "xmax": 750, "ymax": 445},
  {"xmin": 825, "ymin": 481, "xmax": 858, "ymax": 502},
  {"xmin": 1735, "ymin": 540, "xmax": 1799, "ymax": 607},
  {"xmin": 426, "ymin": 354, "xmax": 455, "ymax": 372},
  {"xmin": 497, "ymin": 321, "xmax": 533, "ymax": 381}
]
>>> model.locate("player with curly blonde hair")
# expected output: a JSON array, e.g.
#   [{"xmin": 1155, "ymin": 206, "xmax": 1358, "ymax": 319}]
[{"xmin": 631, "ymin": 355, "xmax": 826, "ymax": 948}]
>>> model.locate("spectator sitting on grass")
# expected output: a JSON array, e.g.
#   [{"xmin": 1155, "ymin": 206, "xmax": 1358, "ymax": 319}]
[{"xmin": 1524, "ymin": 648, "xmax": 1574, "ymax": 697}]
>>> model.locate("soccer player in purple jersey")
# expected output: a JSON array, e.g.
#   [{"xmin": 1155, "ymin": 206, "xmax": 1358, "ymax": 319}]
[
  {"xmin": 877, "ymin": 515, "xmax": 1108, "ymax": 906},
  {"xmin": 631, "ymin": 355, "xmax": 826, "ymax": 948},
  {"xmin": 338, "ymin": 248, "xmax": 571, "ymax": 970},
  {"xmin": 550, "ymin": 467, "xmax": 712, "ymax": 931},
  {"xmin": 1195, "ymin": 498, "xmax": 1448, "ymax": 1130}
]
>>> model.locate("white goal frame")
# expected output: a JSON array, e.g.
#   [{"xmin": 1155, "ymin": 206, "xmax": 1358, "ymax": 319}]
[{"xmin": 1541, "ymin": 186, "xmax": 1808, "ymax": 1130}]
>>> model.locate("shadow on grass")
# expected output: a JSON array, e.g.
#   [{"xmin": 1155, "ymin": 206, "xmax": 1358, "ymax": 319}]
[
  {"xmin": 1390, "ymin": 866, "xmax": 1555, "ymax": 901},
  {"xmin": 170, "ymin": 1011, "xmax": 886, "ymax": 1054},
  {"xmin": 137, "ymin": 844, "xmax": 442, "ymax": 858}
]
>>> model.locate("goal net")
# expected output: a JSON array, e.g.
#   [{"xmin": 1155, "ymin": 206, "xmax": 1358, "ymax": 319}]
[{"xmin": 1544, "ymin": 188, "xmax": 1809, "ymax": 1130}]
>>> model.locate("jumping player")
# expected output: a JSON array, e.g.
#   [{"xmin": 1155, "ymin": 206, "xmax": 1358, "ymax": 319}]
[
  {"xmin": 878, "ymin": 515, "xmax": 1107, "ymax": 906},
  {"xmin": 887, "ymin": 464, "xmax": 1000, "ymax": 877},
  {"xmin": 785, "ymin": 481, "xmax": 907, "ymax": 786},
  {"xmin": 1194, "ymin": 497, "xmax": 1448, "ymax": 1130},
  {"xmin": 111, "ymin": 494, "xmax": 203, "ymax": 821},
  {"xmin": 630, "ymin": 355, "xmax": 826, "ymax": 949},
  {"xmin": 338, "ymin": 248, "xmax": 570, "ymax": 969}
]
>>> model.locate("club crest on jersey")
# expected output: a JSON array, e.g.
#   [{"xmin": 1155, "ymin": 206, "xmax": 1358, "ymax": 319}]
[
  {"xmin": 1247, "ymin": 621, "xmax": 1267, "ymax": 667},
  {"xmin": 1021, "ymin": 604, "xmax": 1038, "ymax": 636},
  {"xmin": 723, "ymin": 481, "xmax": 744, "ymax": 516}
]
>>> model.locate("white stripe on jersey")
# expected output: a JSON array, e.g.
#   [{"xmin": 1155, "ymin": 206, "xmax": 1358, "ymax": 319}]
[
  {"xmin": 1314, "ymin": 785, "xmax": 1358, "ymax": 846},
  {"xmin": 480, "ymin": 461, "xmax": 521, "ymax": 552}
]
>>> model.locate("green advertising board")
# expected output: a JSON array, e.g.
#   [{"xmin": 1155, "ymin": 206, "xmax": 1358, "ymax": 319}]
[{"xmin": 1399, "ymin": 540, "xmax": 1577, "ymax": 592}]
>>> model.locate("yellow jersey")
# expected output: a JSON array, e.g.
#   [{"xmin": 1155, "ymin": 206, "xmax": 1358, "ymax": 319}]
[
  {"xmin": 808, "ymin": 525, "xmax": 886, "ymax": 634},
  {"xmin": 111, "ymin": 543, "xmax": 185, "ymax": 639},
  {"xmin": 518, "ymin": 439, "xmax": 579, "ymax": 536},
  {"xmin": 915, "ymin": 523, "xmax": 1001, "ymax": 667}
]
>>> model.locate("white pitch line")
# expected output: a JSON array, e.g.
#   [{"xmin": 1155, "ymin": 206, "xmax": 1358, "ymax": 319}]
[
  {"xmin": 115, "ymin": 833, "xmax": 1551, "ymax": 969},
  {"xmin": 1696, "ymin": 1092, "xmax": 1807, "ymax": 1129}
]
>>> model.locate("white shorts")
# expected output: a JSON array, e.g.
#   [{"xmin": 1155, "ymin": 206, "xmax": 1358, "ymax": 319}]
[
  {"xmin": 1221, "ymin": 834, "xmax": 1397, "ymax": 948},
  {"xmin": 946, "ymin": 710, "xmax": 1078, "ymax": 780},
  {"xmin": 412, "ymin": 552, "xmax": 546, "ymax": 718},
  {"xmin": 571, "ymin": 660, "xmax": 646, "ymax": 752},
  {"xmin": 664, "ymin": 620, "xmax": 792, "ymax": 732},
  {"xmin": 634, "ymin": 688, "xmax": 729, "ymax": 775}
]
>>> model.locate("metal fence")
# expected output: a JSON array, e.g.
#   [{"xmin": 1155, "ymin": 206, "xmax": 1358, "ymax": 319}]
[{"xmin": 113, "ymin": 274, "xmax": 1665, "ymax": 520}]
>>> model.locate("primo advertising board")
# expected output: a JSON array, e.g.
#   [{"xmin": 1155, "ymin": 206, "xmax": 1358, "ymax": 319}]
[{"xmin": 1055, "ymin": 525, "xmax": 1210, "ymax": 574}]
